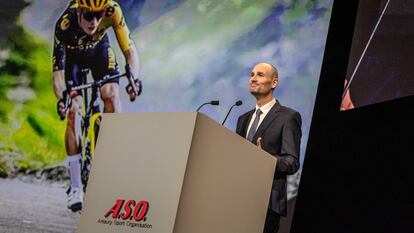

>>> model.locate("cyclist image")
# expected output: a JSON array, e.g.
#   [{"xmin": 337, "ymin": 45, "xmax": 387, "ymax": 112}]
[{"xmin": 52, "ymin": 0, "xmax": 142, "ymax": 211}]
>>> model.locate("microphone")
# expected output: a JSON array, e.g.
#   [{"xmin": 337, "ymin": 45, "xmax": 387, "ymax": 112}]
[
  {"xmin": 222, "ymin": 100, "xmax": 243, "ymax": 125},
  {"xmin": 196, "ymin": 100, "xmax": 220, "ymax": 112}
]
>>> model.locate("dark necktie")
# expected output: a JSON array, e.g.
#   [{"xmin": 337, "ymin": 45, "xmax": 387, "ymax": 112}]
[{"xmin": 247, "ymin": 109, "xmax": 262, "ymax": 142}]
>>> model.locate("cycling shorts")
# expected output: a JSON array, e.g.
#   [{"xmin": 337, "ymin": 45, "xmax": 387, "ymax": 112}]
[{"xmin": 65, "ymin": 35, "xmax": 120, "ymax": 97}]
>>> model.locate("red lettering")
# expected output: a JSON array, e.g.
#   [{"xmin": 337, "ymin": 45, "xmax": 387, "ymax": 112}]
[
  {"xmin": 119, "ymin": 200, "xmax": 135, "ymax": 220},
  {"xmin": 133, "ymin": 201, "xmax": 149, "ymax": 221},
  {"xmin": 104, "ymin": 199, "xmax": 125, "ymax": 218}
]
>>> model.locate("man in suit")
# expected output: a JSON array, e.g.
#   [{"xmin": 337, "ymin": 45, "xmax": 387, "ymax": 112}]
[{"xmin": 236, "ymin": 63, "xmax": 302, "ymax": 233}]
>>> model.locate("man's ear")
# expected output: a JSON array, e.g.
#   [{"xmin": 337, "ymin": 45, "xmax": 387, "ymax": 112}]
[{"xmin": 272, "ymin": 77, "xmax": 279, "ymax": 89}]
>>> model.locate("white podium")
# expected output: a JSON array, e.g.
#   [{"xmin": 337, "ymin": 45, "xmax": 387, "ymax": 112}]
[{"xmin": 77, "ymin": 112, "xmax": 276, "ymax": 233}]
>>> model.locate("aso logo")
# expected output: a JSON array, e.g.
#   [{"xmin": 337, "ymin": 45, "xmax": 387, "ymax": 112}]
[{"xmin": 104, "ymin": 199, "xmax": 149, "ymax": 221}]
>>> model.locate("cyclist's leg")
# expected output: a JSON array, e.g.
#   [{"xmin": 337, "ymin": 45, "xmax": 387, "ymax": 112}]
[
  {"xmin": 65, "ymin": 96, "xmax": 82, "ymax": 156},
  {"xmin": 65, "ymin": 95, "xmax": 83, "ymax": 184},
  {"xmin": 100, "ymin": 83, "xmax": 121, "ymax": 113},
  {"xmin": 90, "ymin": 36, "xmax": 122, "ymax": 113},
  {"xmin": 64, "ymin": 60, "xmax": 84, "ymax": 210}
]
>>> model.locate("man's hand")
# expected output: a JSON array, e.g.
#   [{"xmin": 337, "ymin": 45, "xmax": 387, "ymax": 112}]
[
  {"xmin": 125, "ymin": 64, "xmax": 142, "ymax": 101},
  {"xmin": 126, "ymin": 78, "xmax": 142, "ymax": 101},
  {"xmin": 256, "ymin": 137, "xmax": 262, "ymax": 148},
  {"xmin": 56, "ymin": 90, "xmax": 73, "ymax": 120},
  {"xmin": 57, "ymin": 98, "xmax": 67, "ymax": 120}
]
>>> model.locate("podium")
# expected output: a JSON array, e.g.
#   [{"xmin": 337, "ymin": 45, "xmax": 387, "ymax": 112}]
[{"xmin": 77, "ymin": 112, "xmax": 277, "ymax": 233}]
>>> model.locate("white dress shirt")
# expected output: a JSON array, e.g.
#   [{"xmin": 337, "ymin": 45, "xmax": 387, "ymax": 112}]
[{"xmin": 245, "ymin": 98, "xmax": 276, "ymax": 138}]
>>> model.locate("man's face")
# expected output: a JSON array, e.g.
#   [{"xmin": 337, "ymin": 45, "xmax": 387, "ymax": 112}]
[
  {"xmin": 249, "ymin": 63, "xmax": 278, "ymax": 97},
  {"xmin": 78, "ymin": 9, "xmax": 105, "ymax": 35}
]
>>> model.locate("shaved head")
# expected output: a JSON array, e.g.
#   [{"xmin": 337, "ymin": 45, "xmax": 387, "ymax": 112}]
[{"xmin": 255, "ymin": 62, "xmax": 278, "ymax": 79}]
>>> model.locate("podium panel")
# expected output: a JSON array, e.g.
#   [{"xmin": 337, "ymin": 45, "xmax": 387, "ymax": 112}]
[
  {"xmin": 77, "ymin": 113, "xmax": 276, "ymax": 233},
  {"xmin": 173, "ymin": 113, "xmax": 277, "ymax": 233}
]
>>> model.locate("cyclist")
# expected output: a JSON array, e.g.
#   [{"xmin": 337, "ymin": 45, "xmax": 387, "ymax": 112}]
[{"xmin": 52, "ymin": 0, "xmax": 142, "ymax": 211}]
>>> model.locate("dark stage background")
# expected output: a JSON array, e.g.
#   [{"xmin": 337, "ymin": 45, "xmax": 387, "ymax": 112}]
[{"xmin": 292, "ymin": 0, "xmax": 414, "ymax": 232}]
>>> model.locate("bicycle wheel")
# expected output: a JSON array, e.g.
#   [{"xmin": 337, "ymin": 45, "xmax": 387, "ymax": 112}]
[{"xmin": 81, "ymin": 113, "xmax": 102, "ymax": 192}]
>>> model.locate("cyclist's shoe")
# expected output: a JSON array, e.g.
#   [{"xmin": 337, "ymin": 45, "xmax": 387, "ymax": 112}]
[{"xmin": 67, "ymin": 187, "xmax": 83, "ymax": 212}]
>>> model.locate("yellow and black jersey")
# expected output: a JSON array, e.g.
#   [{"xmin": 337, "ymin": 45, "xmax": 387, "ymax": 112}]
[{"xmin": 53, "ymin": 0, "xmax": 133, "ymax": 71}]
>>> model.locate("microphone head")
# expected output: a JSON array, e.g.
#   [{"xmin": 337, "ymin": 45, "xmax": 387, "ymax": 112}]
[
  {"xmin": 235, "ymin": 100, "xmax": 243, "ymax": 106},
  {"xmin": 210, "ymin": 100, "xmax": 220, "ymax": 105}
]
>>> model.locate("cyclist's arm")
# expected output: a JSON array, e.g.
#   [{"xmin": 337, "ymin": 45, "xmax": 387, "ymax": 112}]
[
  {"xmin": 123, "ymin": 47, "xmax": 139, "ymax": 77},
  {"xmin": 52, "ymin": 16, "xmax": 67, "ymax": 99},
  {"xmin": 111, "ymin": 3, "xmax": 139, "ymax": 77},
  {"xmin": 53, "ymin": 71, "xmax": 66, "ymax": 99}
]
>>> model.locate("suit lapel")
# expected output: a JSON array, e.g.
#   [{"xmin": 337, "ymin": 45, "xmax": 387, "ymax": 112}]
[
  {"xmin": 253, "ymin": 100, "xmax": 281, "ymax": 143},
  {"xmin": 240, "ymin": 109, "xmax": 255, "ymax": 137}
]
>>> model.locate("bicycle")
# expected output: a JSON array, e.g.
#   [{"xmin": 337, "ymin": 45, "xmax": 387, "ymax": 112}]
[{"xmin": 59, "ymin": 65, "xmax": 141, "ymax": 211}]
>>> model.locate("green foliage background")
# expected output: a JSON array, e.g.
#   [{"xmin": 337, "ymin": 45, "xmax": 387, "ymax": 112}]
[{"xmin": 0, "ymin": 21, "xmax": 65, "ymax": 176}]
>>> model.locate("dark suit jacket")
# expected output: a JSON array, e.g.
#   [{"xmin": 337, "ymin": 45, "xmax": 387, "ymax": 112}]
[{"xmin": 236, "ymin": 100, "xmax": 302, "ymax": 216}]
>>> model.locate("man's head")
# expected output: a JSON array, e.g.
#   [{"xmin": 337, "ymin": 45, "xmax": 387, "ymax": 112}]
[
  {"xmin": 76, "ymin": 0, "xmax": 110, "ymax": 35},
  {"xmin": 249, "ymin": 62, "xmax": 279, "ymax": 99}
]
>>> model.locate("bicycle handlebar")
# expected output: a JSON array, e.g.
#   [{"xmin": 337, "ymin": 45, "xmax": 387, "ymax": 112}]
[
  {"xmin": 59, "ymin": 72, "xmax": 135, "ymax": 121},
  {"xmin": 72, "ymin": 73, "xmax": 127, "ymax": 92}
]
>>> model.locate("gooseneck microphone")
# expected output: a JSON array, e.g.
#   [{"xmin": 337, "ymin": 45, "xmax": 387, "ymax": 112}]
[
  {"xmin": 222, "ymin": 100, "xmax": 243, "ymax": 125},
  {"xmin": 196, "ymin": 100, "xmax": 220, "ymax": 112}
]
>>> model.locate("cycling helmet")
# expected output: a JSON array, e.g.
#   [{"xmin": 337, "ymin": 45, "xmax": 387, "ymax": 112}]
[{"xmin": 76, "ymin": 0, "xmax": 110, "ymax": 11}]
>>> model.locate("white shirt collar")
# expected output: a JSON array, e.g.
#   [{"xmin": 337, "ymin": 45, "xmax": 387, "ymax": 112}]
[{"xmin": 255, "ymin": 98, "xmax": 276, "ymax": 115}]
